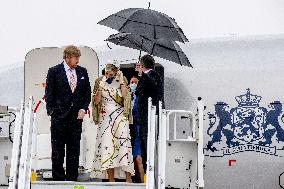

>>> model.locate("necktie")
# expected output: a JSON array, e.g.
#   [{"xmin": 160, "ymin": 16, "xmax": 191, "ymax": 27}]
[{"xmin": 70, "ymin": 70, "xmax": 76, "ymax": 93}]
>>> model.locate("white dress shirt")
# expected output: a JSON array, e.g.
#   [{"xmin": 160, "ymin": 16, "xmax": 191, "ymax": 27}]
[
  {"xmin": 144, "ymin": 69, "xmax": 153, "ymax": 74},
  {"xmin": 63, "ymin": 61, "xmax": 86, "ymax": 115},
  {"xmin": 63, "ymin": 61, "xmax": 77, "ymax": 86}
]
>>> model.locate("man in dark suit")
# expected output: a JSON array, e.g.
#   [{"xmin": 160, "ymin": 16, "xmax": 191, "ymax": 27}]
[
  {"xmin": 45, "ymin": 45, "xmax": 91, "ymax": 181},
  {"xmin": 135, "ymin": 54, "xmax": 163, "ymax": 171}
]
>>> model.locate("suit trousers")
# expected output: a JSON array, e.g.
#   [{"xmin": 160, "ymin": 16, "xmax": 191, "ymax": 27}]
[
  {"xmin": 137, "ymin": 100, "xmax": 161, "ymax": 172},
  {"xmin": 50, "ymin": 110, "xmax": 82, "ymax": 181},
  {"xmin": 136, "ymin": 102, "xmax": 149, "ymax": 172}
]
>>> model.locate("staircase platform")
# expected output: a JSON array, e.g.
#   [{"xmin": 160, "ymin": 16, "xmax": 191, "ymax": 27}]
[{"xmin": 31, "ymin": 181, "xmax": 146, "ymax": 189}]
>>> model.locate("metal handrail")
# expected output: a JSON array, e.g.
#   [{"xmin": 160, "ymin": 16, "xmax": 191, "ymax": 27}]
[
  {"xmin": 8, "ymin": 101, "xmax": 25, "ymax": 189},
  {"xmin": 157, "ymin": 99, "xmax": 205, "ymax": 189},
  {"xmin": 165, "ymin": 110, "xmax": 196, "ymax": 141},
  {"xmin": 146, "ymin": 97, "xmax": 156, "ymax": 189},
  {"xmin": 158, "ymin": 101, "xmax": 166, "ymax": 189},
  {"xmin": 18, "ymin": 97, "xmax": 35, "ymax": 189},
  {"xmin": 197, "ymin": 99, "xmax": 205, "ymax": 188}
]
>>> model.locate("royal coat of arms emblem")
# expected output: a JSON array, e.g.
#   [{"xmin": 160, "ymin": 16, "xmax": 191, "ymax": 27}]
[{"xmin": 205, "ymin": 89, "xmax": 284, "ymax": 157}]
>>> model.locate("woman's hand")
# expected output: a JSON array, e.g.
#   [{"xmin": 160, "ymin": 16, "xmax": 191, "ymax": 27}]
[
  {"xmin": 116, "ymin": 70, "xmax": 127, "ymax": 97},
  {"xmin": 117, "ymin": 70, "xmax": 124, "ymax": 85},
  {"xmin": 120, "ymin": 83, "xmax": 127, "ymax": 98}
]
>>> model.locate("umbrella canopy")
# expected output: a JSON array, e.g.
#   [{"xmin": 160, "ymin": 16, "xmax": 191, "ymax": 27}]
[
  {"xmin": 106, "ymin": 33, "xmax": 192, "ymax": 67},
  {"xmin": 98, "ymin": 8, "xmax": 188, "ymax": 43}
]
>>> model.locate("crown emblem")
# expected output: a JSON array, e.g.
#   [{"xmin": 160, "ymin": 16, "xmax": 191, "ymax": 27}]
[{"xmin": 235, "ymin": 88, "xmax": 262, "ymax": 107}]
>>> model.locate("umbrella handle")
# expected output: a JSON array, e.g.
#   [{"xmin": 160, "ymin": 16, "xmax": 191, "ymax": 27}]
[
  {"xmin": 107, "ymin": 42, "xmax": 112, "ymax": 49},
  {"xmin": 148, "ymin": 2, "xmax": 151, "ymax": 9}
]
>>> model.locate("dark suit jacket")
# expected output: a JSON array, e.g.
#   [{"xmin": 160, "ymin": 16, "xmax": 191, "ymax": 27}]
[
  {"xmin": 45, "ymin": 62, "xmax": 91, "ymax": 119},
  {"xmin": 135, "ymin": 70, "xmax": 163, "ymax": 136},
  {"xmin": 135, "ymin": 70, "xmax": 159, "ymax": 107},
  {"xmin": 135, "ymin": 70, "xmax": 164, "ymax": 107}
]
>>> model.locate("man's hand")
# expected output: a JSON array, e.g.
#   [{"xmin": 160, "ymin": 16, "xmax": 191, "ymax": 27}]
[
  {"xmin": 135, "ymin": 63, "xmax": 143, "ymax": 75},
  {"xmin": 77, "ymin": 109, "xmax": 86, "ymax": 119}
]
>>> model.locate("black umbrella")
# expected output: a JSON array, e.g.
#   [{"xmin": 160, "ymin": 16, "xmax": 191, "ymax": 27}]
[
  {"xmin": 98, "ymin": 8, "xmax": 188, "ymax": 43},
  {"xmin": 106, "ymin": 32, "xmax": 192, "ymax": 67}
]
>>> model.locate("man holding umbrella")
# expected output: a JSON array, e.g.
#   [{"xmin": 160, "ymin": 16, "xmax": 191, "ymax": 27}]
[{"xmin": 135, "ymin": 54, "xmax": 163, "ymax": 171}]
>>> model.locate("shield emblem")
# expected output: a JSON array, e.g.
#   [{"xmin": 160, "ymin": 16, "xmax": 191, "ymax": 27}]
[{"xmin": 232, "ymin": 107, "xmax": 266, "ymax": 143}]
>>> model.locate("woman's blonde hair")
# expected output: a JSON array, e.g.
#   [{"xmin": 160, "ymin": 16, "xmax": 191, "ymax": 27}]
[{"xmin": 105, "ymin": 64, "xmax": 119, "ymax": 73}]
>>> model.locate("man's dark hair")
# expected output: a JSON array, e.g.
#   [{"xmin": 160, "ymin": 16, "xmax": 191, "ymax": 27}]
[
  {"xmin": 131, "ymin": 75, "xmax": 139, "ymax": 80},
  {"xmin": 140, "ymin": 54, "xmax": 155, "ymax": 69}
]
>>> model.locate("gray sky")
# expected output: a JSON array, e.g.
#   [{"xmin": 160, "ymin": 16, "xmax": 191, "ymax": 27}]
[{"xmin": 1, "ymin": 0, "xmax": 284, "ymax": 67}]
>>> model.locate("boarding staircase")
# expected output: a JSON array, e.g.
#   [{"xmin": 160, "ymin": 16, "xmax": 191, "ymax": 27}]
[
  {"xmin": 8, "ymin": 97, "xmax": 205, "ymax": 189},
  {"xmin": 0, "ymin": 105, "xmax": 18, "ymax": 188}
]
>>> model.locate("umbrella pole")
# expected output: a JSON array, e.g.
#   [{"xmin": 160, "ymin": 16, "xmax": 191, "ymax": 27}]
[
  {"xmin": 139, "ymin": 37, "xmax": 144, "ymax": 60},
  {"xmin": 139, "ymin": 49, "xmax": 142, "ymax": 60}
]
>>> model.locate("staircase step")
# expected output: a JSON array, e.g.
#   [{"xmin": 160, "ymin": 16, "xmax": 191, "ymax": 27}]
[{"xmin": 31, "ymin": 181, "xmax": 146, "ymax": 189}]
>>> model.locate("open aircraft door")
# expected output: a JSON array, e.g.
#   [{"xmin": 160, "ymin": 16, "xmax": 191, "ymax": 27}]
[{"xmin": 24, "ymin": 46, "xmax": 99, "ymax": 174}]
